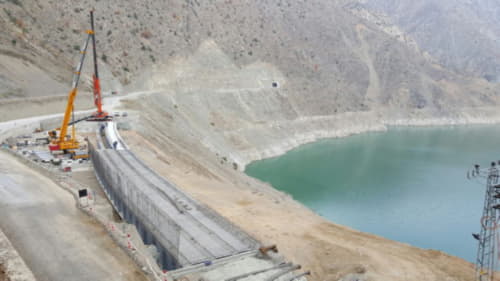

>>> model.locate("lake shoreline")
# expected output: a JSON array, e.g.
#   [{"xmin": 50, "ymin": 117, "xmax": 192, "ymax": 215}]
[
  {"xmin": 239, "ymin": 107, "xmax": 500, "ymax": 169},
  {"xmin": 245, "ymin": 122, "xmax": 499, "ymax": 263}
]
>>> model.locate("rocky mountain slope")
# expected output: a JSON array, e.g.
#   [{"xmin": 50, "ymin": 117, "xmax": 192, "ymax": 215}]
[
  {"xmin": 354, "ymin": 0, "xmax": 500, "ymax": 82},
  {"xmin": 0, "ymin": 0, "xmax": 498, "ymax": 113}
]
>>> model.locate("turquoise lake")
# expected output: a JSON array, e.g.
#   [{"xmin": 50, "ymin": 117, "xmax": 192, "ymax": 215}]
[{"xmin": 245, "ymin": 125, "xmax": 500, "ymax": 262}]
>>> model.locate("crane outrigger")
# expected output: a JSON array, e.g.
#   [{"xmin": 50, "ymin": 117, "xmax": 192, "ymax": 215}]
[{"xmin": 49, "ymin": 10, "xmax": 111, "ymax": 151}]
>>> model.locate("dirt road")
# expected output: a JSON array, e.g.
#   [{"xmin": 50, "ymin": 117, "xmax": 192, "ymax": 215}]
[{"xmin": 0, "ymin": 151, "xmax": 148, "ymax": 281}]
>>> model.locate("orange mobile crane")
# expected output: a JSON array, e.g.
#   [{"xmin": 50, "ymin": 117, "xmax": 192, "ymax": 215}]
[
  {"xmin": 87, "ymin": 10, "xmax": 110, "ymax": 122},
  {"xmin": 49, "ymin": 10, "xmax": 111, "ymax": 151}
]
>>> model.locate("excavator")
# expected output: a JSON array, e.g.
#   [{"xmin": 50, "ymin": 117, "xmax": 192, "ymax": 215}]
[{"xmin": 49, "ymin": 10, "xmax": 112, "ymax": 152}]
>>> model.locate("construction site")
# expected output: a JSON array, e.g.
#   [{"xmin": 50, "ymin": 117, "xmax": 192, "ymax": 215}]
[
  {"xmin": 1, "ymin": 10, "xmax": 311, "ymax": 281},
  {"xmin": 1, "ymin": 1, "xmax": 500, "ymax": 281}
]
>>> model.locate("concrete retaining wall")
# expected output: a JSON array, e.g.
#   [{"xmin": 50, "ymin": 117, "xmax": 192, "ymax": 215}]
[
  {"xmin": 89, "ymin": 132, "xmax": 260, "ymax": 271},
  {"xmin": 90, "ymin": 142, "xmax": 181, "ymax": 270}
]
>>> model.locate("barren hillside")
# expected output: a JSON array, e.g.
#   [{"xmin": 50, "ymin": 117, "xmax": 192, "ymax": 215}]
[
  {"xmin": 357, "ymin": 0, "xmax": 500, "ymax": 82},
  {"xmin": 0, "ymin": 0, "xmax": 498, "ymax": 112}
]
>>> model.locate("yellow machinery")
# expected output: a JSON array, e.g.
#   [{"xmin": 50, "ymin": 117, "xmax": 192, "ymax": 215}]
[
  {"xmin": 49, "ymin": 10, "xmax": 110, "ymax": 151},
  {"xmin": 70, "ymin": 150, "xmax": 89, "ymax": 160},
  {"xmin": 49, "ymin": 31, "xmax": 91, "ymax": 151}
]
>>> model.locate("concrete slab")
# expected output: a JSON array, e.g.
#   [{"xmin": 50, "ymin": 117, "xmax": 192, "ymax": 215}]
[{"xmin": 170, "ymin": 253, "xmax": 307, "ymax": 281}]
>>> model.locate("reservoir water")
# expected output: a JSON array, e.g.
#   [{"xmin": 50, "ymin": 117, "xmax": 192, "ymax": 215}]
[{"xmin": 245, "ymin": 125, "xmax": 500, "ymax": 262}]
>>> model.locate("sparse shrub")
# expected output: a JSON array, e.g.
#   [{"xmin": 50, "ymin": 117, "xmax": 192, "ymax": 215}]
[
  {"xmin": 73, "ymin": 45, "xmax": 80, "ymax": 51},
  {"xmin": 6, "ymin": 0, "xmax": 22, "ymax": 6},
  {"xmin": 15, "ymin": 19, "xmax": 24, "ymax": 29},
  {"xmin": 484, "ymin": 74, "xmax": 495, "ymax": 82},
  {"xmin": 141, "ymin": 30, "xmax": 152, "ymax": 39},
  {"xmin": 232, "ymin": 162, "xmax": 238, "ymax": 170},
  {"xmin": 11, "ymin": 39, "xmax": 16, "ymax": 45},
  {"xmin": 149, "ymin": 54, "xmax": 155, "ymax": 63},
  {"xmin": 101, "ymin": 54, "xmax": 107, "ymax": 62},
  {"xmin": 123, "ymin": 66, "xmax": 129, "ymax": 72},
  {"xmin": 4, "ymin": 8, "xmax": 16, "ymax": 24},
  {"xmin": 107, "ymin": 30, "xmax": 112, "ymax": 36}
]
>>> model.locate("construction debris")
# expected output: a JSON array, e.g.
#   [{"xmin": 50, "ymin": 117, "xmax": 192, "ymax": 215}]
[{"xmin": 259, "ymin": 245, "xmax": 279, "ymax": 256}]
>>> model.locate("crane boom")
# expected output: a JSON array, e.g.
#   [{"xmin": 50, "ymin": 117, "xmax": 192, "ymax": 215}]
[
  {"xmin": 90, "ymin": 10, "xmax": 102, "ymax": 115},
  {"xmin": 53, "ymin": 32, "xmax": 92, "ymax": 150},
  {"xmin": 49, "ymin": 10, "xmax": 111, "ymax": 151},
  {"xmin": 88, "ymin": 10, "xmax": 110, "ymax": 121}
]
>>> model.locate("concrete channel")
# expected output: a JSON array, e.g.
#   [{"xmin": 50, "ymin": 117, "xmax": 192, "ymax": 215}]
[{"xmin": 91, "ymin": 123, "xmax": 260, "ymax": 270}]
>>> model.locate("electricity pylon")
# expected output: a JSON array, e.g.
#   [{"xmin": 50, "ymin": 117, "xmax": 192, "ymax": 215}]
[{"xmin": 470, "ymin": 162, "xmax": 500, "ymax": 281}]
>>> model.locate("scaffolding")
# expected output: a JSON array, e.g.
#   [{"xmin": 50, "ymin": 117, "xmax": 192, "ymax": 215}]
[{"xmin": 470, "ymin": 162, "xmax": 500, "ymax": 281}]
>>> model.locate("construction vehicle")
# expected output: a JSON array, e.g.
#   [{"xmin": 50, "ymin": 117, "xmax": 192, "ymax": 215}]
[
  {"xmin": 48, "ymin": 30, "xmax": 90, "ymax": 151},
  {"xmin": 70, "ymin": 150, "xmax": 89, "ymax": 160},
  {"xmin": 49, "ymin": 10, "xmax": 111, "ymax": 152}
]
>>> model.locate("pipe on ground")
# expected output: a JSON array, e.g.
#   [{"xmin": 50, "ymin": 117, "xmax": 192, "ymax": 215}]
[
  {"xmin": 288, "ymin": 271, "xmax": 311, "ymax": 281},
  {"xmin": 265, "ymin": 264, "xmax": 301, "ymax": 281},
  {"xmin": 224, "ymin": 262, "xmax": 292, "ymax": 281}
]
